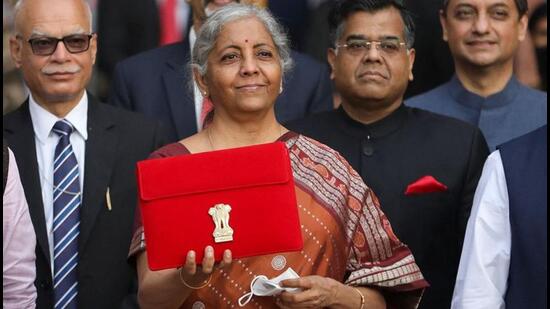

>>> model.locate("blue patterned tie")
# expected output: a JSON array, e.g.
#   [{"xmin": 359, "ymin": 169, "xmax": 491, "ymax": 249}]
[{"xmin": 52, "ymin": 120, "xmax": 80, "ymax": 309}]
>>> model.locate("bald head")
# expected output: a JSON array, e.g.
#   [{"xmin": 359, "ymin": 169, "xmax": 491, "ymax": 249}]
[
  {"xmin": 9, "ymin": 0, "xmax": 97, "ymax": 115},
  {"xmin": 13, "ymin": 0, "xmax": 92, "ymax": 35}
]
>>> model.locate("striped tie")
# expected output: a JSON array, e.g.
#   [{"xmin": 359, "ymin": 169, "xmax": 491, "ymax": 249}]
[{"xmin": 52, "ymin": 120, "xmax": 80, "ymax": 309}]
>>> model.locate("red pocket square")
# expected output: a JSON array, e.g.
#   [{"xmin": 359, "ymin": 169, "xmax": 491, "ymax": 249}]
[{"xmin": 405, "ymin": 175, "xmax": 448, "ymax": 195}]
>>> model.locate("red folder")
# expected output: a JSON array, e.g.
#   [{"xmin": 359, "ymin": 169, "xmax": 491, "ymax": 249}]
[{"xmin": 136, "ymin": 142, "xmax": 303, "ymax": 270}]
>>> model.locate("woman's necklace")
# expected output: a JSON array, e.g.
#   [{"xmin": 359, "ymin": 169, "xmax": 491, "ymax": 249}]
[
  {"xmin": 207, "ymin": 125, "xmax": 285, "ymax": 151},
  {"xmin": 207, "ymin": 126, "xmax": 216, "ymax": 150}
]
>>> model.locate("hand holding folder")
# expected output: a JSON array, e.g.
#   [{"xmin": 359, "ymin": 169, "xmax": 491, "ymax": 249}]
[{"xmin": 136, "ymin": 142, "xmax": 303, "ymax": 270}]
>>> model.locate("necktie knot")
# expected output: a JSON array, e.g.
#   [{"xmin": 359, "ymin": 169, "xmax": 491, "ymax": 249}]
[{"xmin": 53, "ymin": 120, "xmax": 75, "ymax": 137}]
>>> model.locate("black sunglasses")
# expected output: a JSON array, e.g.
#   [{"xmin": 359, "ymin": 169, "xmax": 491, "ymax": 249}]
[{"xmin": 18, "ymin": 34, "xmax": 94, "ymax": 56}]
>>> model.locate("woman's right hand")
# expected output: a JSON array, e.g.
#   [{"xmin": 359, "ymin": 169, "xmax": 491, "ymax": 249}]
[
  {"xmin": 138, "ymin": 246, "xmax": 233, "ymax": 308},
  {"xmin": 179, "ymin": 246, "xmax": 232, "ymax": 288}
]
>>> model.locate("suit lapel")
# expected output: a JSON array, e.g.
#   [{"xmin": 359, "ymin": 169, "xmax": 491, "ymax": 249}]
[
  {"xmin": 162, "ymin": 40, "xmax": 197, "ymax": 139},
  {"xmin": 79, "ymin": 98, "xmax": 118, "ymax": 253},
  {"xmin": 3, "ymin": 101, "xmax": 51, "ymax": 267}
]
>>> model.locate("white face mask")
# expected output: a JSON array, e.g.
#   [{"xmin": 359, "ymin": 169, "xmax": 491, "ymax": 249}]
[{"xmin": 238, "ymin": 267, "xmax": 301, "ymax": 307}]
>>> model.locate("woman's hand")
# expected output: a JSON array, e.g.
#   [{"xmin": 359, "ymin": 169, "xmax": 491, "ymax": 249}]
[
  {"xmin": 276, "ymin": 277, "xmax": 385, "ymax": 309},
  {"xmin": 179, "ymin": 246, "xmax": 232, "ymax": 288},
  {"xmin": 276, "ymin": 276, "xmax": 341, "ymax": 308},
  {"xmin": 136, "ymin": 247, "xmax": 232, "ymax": 308}
]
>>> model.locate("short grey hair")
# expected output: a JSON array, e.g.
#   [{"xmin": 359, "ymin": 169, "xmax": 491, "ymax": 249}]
[
  {"xmin": 13, "ymin": 0, "xmax": 93, "ymax": 34},
  {"xmin": 192, "ymin": 3, "xmax": 293, "ymax": 78}
]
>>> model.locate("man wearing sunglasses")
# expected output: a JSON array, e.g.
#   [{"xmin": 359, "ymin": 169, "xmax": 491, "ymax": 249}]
[
  {"xmin": 287, "ymin": 1, "xmax": 489, "ymax": 308},
  {"xmin": 3, "ymin": 0, "xmax": 167, "ymax": 308}
]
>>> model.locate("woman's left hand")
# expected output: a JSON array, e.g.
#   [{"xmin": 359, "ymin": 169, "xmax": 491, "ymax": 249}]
[{"xmin": 276, "ymin": 276, "xmax": 342, "ymax": 308}]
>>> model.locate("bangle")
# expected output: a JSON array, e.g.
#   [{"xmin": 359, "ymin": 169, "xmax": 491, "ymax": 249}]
[
  {"xmin": 179, "ymin": 268, "xmax": 212, "ymax": 290},
  {"xmin": 353, "ymin": 287, "xmax": 365, "ymax": 309}
]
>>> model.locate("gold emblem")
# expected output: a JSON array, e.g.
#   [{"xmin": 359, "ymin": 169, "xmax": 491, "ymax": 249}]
[{"xmin": 208, "ymin": 204, "xmax": 234, "ymax": 243}]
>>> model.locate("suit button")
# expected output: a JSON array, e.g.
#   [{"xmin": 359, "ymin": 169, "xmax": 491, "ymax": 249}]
[{"xmin": 362, "ymin": 138, "xmax": 374, "ymax": 157}]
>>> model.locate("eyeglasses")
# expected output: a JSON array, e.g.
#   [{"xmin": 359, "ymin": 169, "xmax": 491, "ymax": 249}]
[
  {"xmin": 17, "ymin": 34, "xmax": 94, "ymax": 56},
  {"xmin": 336, "ymin": 39, "xmax": 408, "ymax": 56}
]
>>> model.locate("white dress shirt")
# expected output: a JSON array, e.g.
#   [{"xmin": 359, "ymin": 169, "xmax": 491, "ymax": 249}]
[
  {"xmin": 28, "ymin": 93, "xmax": 88, "ymax": 273},
  {"xmin": 451, "ymin": 150, "xmax": 511, "ymax": 309}
]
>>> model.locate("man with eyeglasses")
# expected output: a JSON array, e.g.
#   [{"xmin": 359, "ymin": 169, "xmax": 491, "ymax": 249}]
[
  {"xmin": 3, "ymin": 0, "xmax": 167, "ymax": 308},
  {"xmin": 287, "ymin": 1, "xmax": 489, "ymax": 308},
  {"xmin": 407, "ymin": 0, "xmax": 547, "ymax": 151}
]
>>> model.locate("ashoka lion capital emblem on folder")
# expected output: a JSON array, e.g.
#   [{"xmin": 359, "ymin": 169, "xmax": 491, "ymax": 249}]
[{"xmin": 209, "ymin": 204, "xmax": 234, "ymax": 243}]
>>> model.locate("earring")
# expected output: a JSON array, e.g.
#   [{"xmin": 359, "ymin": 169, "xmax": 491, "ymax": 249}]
[{"xmin": 203, "ymin": 91, "xmax": 208, "ymax": 97}]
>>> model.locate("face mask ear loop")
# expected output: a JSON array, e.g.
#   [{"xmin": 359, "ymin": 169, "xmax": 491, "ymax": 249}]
[{"xmin": 238, "ymin": 275, "xmax": 267, "ymax": 307}]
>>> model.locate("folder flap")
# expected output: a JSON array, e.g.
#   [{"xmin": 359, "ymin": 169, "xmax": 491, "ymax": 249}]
[{"xmin": 137, "ymin": 142, "xmax": 292, "ymax": 201}]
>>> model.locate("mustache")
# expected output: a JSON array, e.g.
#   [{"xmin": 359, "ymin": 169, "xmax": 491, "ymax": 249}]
[
  {"xmin": 42, "ymin": 64, "xmax": 81, "ymax": 75},
  {"xmin": 465, "ymin": 35, "xmax": 498, "ymax": 44},
  {"xmin": 358, "ymin": 69, "xmax": 389, "ymax": 79}
]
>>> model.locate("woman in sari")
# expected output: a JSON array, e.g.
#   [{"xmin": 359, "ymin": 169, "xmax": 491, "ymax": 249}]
[{"xmin": 130, "ymin": 4, "xmax": 428, "ymax": 308}]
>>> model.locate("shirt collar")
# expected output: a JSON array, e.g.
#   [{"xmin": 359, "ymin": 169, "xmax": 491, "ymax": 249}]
[
  {"xmin": 448, "ymin": 74, "xmax": 521, "ymax": 109},
  {"xmin": 337, "ymin": 103, "xmax": 407, "ymax": 139},
  {"xmin": 29, "ymin": 92, "xmax": 89, "ymax": 145}
]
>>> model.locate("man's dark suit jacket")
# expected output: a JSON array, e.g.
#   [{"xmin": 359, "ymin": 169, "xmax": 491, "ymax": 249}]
[
  {"xmin": 287, "ymin": 105, "xmax": 489, "ymax": 309},
  {"xmin": 109, "ymin": 40, "xmax": 334, "ymax": 143},
  {"xmin": 96, "ymin": 0, "xmax": 161, "ymax": 100},
  {"xmin": 3, "ymin": 97, "xmax": 167, "ymax": 308},
  {"xmin": 403, "ymin": 0, "xmax": 454, "ymax": 99}
]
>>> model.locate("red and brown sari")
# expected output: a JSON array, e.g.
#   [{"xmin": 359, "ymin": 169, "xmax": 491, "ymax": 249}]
[{"xmin": 129, "ymin": 132, "xmax": 428, "ymax": 308}]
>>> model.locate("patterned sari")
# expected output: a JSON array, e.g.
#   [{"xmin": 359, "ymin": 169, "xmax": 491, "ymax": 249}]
[{"xmin": 129, "ymin": 133, "xmax": 428, "ymax": 308}]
